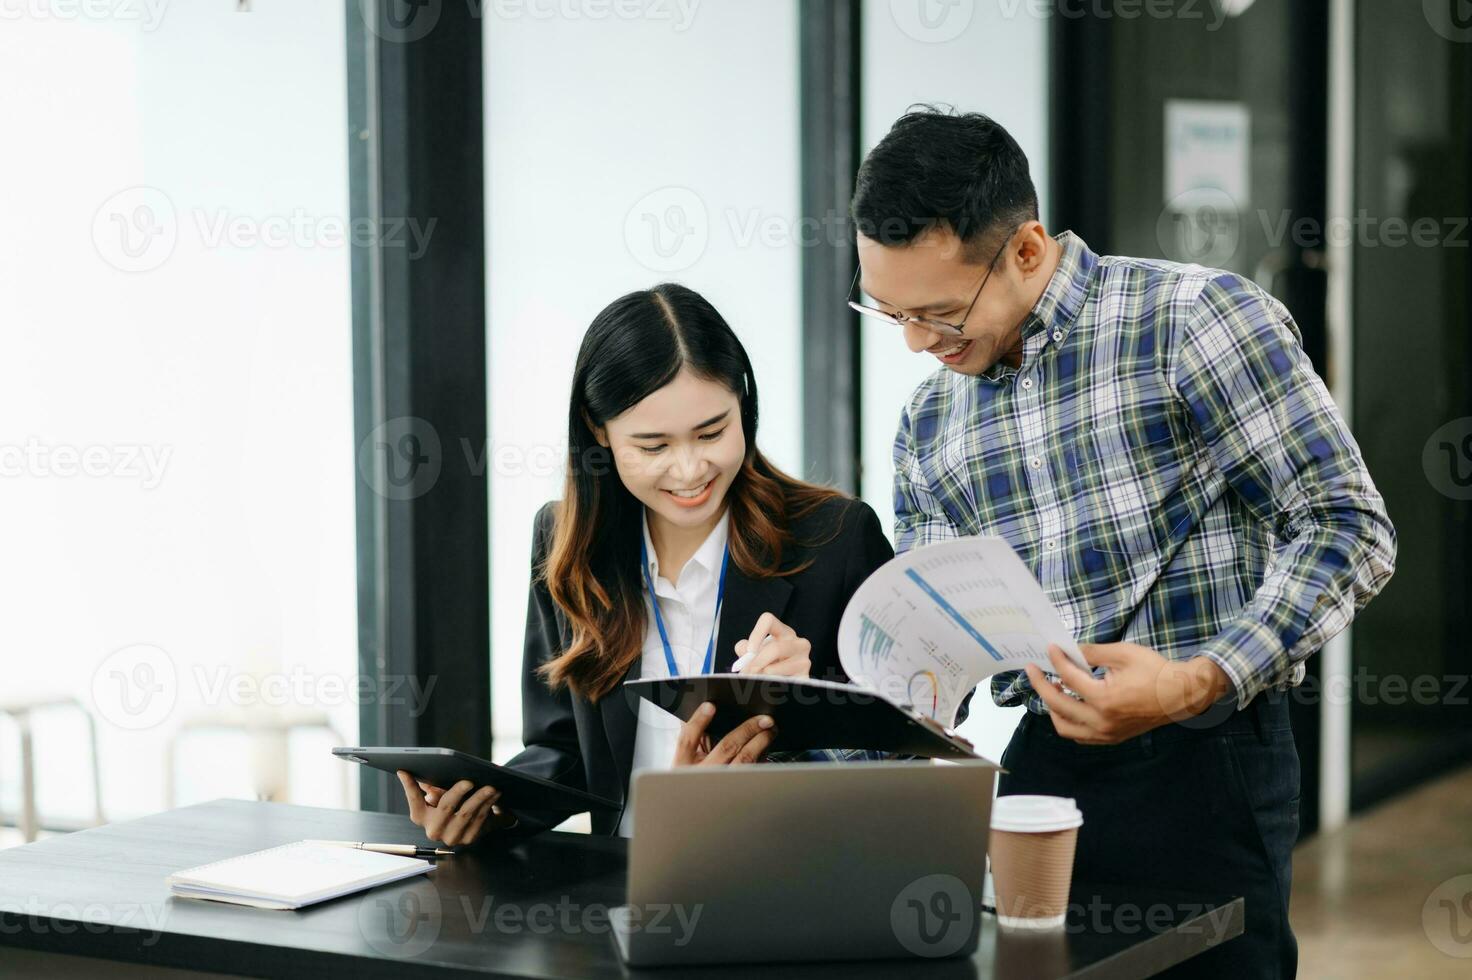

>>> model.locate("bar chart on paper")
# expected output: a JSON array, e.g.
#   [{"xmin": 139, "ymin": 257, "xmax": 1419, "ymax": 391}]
[{"xmin": 837, "ymin": 538, "xmax": 1086, "ymax": 726}]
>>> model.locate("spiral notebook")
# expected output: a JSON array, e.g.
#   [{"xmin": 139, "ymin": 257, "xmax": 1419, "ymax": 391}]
[{"xmin": 167, "ymin": 840, "xmax": 435, "ymax": 911}]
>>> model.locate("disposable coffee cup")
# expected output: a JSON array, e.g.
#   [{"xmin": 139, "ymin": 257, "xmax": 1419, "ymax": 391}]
[{"xmin": 989, "ymin": 795, "xmax": 1083, "ymax": 930}]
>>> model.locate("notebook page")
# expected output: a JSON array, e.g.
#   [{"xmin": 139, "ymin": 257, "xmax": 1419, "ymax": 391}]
[{"xmin": 167, "ymin": 841, "xmax": 433, "ymax": 906}]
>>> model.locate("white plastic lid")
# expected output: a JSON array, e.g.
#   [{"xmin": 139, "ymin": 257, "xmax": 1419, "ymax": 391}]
[{"xmin": 990, "ymin": 795, "xmax": 1083, "ymax": 833}]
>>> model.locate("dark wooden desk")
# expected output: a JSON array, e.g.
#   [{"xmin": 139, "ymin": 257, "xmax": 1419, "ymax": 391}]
[{"xmin": 0, "ymin": 799, "xmax": 1241, "ymax": 978}]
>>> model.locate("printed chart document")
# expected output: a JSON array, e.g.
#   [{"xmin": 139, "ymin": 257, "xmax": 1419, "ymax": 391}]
[
  {"xmin": 625, "ymin": 537, "xmax": 1089, "ymax": 759},
  {"xmin": 167, "ymin": 840, "xmax": 434, "ymax": 910}
]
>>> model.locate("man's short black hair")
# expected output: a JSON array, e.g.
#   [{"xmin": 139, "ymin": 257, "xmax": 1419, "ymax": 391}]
[{"xmin": 851, "ymin": 105, "xmax": 1039, "ymax": 262}]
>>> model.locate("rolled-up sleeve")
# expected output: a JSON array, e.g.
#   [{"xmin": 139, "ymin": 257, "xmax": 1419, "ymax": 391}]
[{"xmin": 1171, "ymin": 275, "xmax": 1397, "ymax": 707}]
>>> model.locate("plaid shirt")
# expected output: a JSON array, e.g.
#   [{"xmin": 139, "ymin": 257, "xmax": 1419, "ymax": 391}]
[{"xmin": 892, "ymin": 232, "xmax": 1397, "ymax": 714}]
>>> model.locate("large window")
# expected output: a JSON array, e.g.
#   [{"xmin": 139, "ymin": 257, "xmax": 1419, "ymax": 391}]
[
  {"xmin": 485, "ymin": 1, "xmax": 804, "ymax": 757},
  {"xmin": 0, "ymin": 5, "xmax": 357, "ymax": 836}
]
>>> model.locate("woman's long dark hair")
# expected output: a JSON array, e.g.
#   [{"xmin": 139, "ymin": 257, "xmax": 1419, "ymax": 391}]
[{"xmin": 539, "ymin": 283, "xmax": 843, "ymax": 700}]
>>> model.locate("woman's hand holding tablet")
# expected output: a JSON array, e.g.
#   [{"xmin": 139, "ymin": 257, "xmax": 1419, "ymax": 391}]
[{"xmin": 398, "ymin": 771, "xmax": 519, "ymax": 847}]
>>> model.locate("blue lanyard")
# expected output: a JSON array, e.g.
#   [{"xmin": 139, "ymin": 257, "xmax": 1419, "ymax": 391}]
[{"xmin": 639, "ymin": 533, "xmax": 730, "ymax": 677}]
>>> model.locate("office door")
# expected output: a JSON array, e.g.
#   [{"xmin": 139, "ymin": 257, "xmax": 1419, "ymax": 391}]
[{"xmin": 1051, "ymin": 0, "xmax": 1332, "ymax": 834}]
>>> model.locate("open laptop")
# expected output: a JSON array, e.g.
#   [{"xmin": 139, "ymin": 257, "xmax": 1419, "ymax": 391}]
[{"xmin": 610, "ymin": 759, "xmax": 997, "ymax": 967}]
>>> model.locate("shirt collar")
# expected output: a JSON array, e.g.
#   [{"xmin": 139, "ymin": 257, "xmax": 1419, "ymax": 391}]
[
  {"xmin": 641, "ymin": 507, "xmax": 730, "ymax": 590},
  {"xmin": 980, "ymin": 230, "xmax": 1097, "ymax": 382}
]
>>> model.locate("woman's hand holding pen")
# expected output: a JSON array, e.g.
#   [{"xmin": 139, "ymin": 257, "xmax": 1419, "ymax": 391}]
[
  {"xmin": 397, "ymin": 770, "xmax": 518, "ymax": 846},
  {"xmin": 731, "ymin": 612, "xmax": 811, "ymax": 678}
]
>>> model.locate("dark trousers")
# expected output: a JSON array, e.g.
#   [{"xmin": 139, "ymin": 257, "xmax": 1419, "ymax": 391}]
[{"xmin": 997, "ymin": 692, "xmax": 1300, "ymax": 978}]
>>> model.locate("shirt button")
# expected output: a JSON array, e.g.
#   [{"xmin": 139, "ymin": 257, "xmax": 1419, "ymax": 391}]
[
  {"xmin": 1029, "ymin": 456, "xmax": 1042, "ymax": 469},
  {"xmin": 1052, "ymin": 331, "xmax": 1063, "ymax": 342},
  {"xmin": 1045, "ymin": 539, "xmax": 1058, "ymax": 550},
  {"xmin": 1021, "ymin": 378, "xmax": 1034, "ymax": 390}
]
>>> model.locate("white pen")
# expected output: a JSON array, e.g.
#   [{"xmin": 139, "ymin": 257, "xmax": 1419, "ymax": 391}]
[
  {"xmin": 730, "ymin": 633, "xmax": 775, "ymax": 673},
  {"xmin": 306, "ymin": 839, "xmax": 454, "ymax": 858}
]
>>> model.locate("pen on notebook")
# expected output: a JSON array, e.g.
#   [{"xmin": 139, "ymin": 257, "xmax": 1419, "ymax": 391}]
[
  {"xmin": 730, "ymin": 632, "xmax": 776, "ymax": 673},
  {"xmin": 307, "ymin": 839, "xmax": 454, "ymax": 858}
]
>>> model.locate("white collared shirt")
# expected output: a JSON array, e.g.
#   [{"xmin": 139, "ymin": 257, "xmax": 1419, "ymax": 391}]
[{"xmin": 616, "ymin": 507, "xmax": 730, "ymax": 837}]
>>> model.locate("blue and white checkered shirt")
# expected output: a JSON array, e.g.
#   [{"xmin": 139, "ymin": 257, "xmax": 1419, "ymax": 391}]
[{"xmin": 892, "ymin": 232, "xmax": 1397, "ymax": 714}]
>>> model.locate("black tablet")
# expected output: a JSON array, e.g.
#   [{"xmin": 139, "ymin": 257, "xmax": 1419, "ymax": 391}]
[{"xmin": 332, "ymin": 746, "xmax": 619, "ymax": 813}]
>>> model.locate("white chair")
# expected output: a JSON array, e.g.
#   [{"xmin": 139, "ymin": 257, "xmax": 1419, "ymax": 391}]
[
  {"xmin": 165, "ymin": 709, "xmax": 349, "ymax": 808},
  {"xmin": 0, "ymin": 696, "xmax": 105, "ymax": 842}
]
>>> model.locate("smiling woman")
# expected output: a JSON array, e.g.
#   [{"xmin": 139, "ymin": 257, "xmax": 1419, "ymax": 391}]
[
  {"xmin": 399, "ymin": 283, "xmax": 896, "ymax": 843},
  {"xmin": 541, "ymin": 284, "xmax": 845, "ymax": 700}
]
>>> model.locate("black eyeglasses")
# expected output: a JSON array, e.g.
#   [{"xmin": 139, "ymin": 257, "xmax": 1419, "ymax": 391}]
[{"xmin": 847, "ymin": 229, "xmax": 1015, "ymax": 337}]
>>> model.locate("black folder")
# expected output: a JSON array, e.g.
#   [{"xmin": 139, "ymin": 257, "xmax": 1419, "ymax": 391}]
[{"xmin": 622, "ymin": 674, "xmax": 979, "ymax": 760}]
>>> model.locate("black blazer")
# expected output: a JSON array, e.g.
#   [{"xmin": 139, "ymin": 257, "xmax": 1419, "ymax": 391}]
[{"xmin": 502, "ymin": 493, "xmax": 894, "ymax": 837}]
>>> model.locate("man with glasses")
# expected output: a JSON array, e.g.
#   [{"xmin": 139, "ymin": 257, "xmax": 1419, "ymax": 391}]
[{"xmin": 850, "ymin": 107, "xmax": 1396, "ymax": 979}]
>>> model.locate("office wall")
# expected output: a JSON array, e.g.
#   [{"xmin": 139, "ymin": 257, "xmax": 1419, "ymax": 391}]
[
  {"xmin": 859, "ymin": 2, "xmax": 1051, "ymax": 761},
  {"xmin": 485, "ymin": 2, "xmax": 803, "ymax": 755},
  {"xmin": 0, "ymin": 5, "xmax": 357, "ymax": 823}
]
